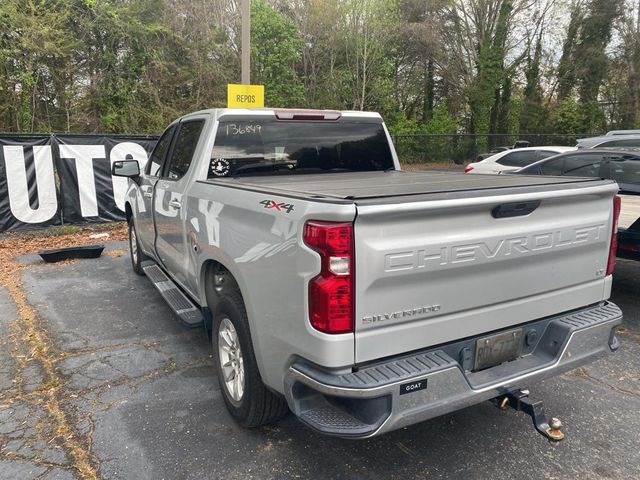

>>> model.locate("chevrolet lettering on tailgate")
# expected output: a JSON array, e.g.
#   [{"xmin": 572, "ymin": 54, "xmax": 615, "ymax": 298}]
[{"xmin": 384, "ymin": 224, "xmax": 607, "ymax": 272}]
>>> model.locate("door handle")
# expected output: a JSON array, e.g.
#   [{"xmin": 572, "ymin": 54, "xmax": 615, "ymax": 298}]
[
  {"xmin": 143, "ymin": 191, "xmax": 152, "ymax": 198},
  {"xmin": 169, "ymin": 200, "xmax": 182, "ymax": 209}
]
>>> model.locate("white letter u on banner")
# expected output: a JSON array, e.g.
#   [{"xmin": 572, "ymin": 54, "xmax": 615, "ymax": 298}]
[{"xmin": 4, "ymin": 145, "xmax": 58, "ymax": 224}]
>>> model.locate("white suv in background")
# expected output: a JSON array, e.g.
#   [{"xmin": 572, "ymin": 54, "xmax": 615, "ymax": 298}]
[{"xmin": 465, "ymin": 146, "xmax": 576, "ymax": 174}]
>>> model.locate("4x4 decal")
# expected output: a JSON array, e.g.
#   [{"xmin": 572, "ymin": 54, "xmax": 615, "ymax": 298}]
[{"xmin": 259, "ymin": 199, "xmax": 294, "ymax": 213}]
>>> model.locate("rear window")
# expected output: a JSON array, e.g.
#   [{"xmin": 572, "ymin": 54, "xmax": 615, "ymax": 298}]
[
  {"xmin": 208, "ymin": 120, "xmax": 394, "ymax": 178},
  {"xmin": 537, "ymin": 150, "xmax": 561, "ymax": 160},
  {"xmin": 496, "ymin": 151, "xmax": 538, "ymax": 167},
  {"xmin": 609, "ymin": 155, "xmax": 640, "ymax": 185}
]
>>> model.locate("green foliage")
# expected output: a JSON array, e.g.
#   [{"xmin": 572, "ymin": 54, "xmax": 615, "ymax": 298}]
[
  {"xmin": 557, "ymin": 4, "xmax": 584, "ymax": 101},
  {"xmin": 0, "ymin": 0, "xmax": 637, "ymax": 135},
  {"xmin": 251, "ymin": 0, "xmax": 304, "ymax": 107},
  {"xmin": 0, "ymin": 0, "xmax": 80, "ymax": 132},
  {"xmin": 575, "ymin": 0, "xmax": 623, "ymax": 106},
  {"xmin": 468, "ymin": 0, "xmax": 512, "ymax": 150},
  {"xmin": 579, "ymin": 100, "xmax": 606, "ymax": 134},
  {"xmin": 425, "ymin": 99, "xmax": 459, "ymax": 161},
  {"xmin": 551, "ymin": 97, "xmax": 585, "ymax": 134},
  {"xmin": 424, "ymin": 100, "xmax": 457, "ymax": 135},
  {"xmin": 386, "ymin": 111, "xmax": 424, "ymax": 134},
  {"xmin": 556, "ymin": 0, "xmax": 623, "ymax": 132},
  {"xmin": 519, "ymin": 32, "xmax": 546, "ymax": 133}
]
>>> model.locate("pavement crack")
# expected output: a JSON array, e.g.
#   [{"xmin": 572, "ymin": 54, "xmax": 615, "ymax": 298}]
[
  {"xmin": 55, "ymin": 333, "xmax": 198, "ymax": 362},
  {"xmin": 0, "ymin": 258, "xmax": 101, "ymax": 480},
  {"xmin": 567, "ymin": 367, "xmax": 640, "ymax": 399}
]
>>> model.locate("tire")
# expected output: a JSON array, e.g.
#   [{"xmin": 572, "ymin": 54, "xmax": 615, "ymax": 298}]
[
  {"xmin": 128, "ymin": 220, "xmax": 146, "ymax": 276},
  {"xmin": 212, "ymin": 290, "xmax": 289, "ymax": 427}
]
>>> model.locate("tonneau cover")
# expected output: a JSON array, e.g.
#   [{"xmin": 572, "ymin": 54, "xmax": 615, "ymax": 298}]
[{"xmin": 205, "ymin": 170, "xmax": 602, "ymax": 202}]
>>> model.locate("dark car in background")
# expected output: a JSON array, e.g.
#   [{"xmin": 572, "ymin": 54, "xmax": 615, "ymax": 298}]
[
  {"xmin": 515, "ymin": 149, "xmax": 640, "ymax": 260},
  {"xmin": 619, "ymin": 219, "xmax": 640, "ymax": 261},
  {"xmin": 515, "ymin": 149, "xmax": 640, "ymax": 194}
]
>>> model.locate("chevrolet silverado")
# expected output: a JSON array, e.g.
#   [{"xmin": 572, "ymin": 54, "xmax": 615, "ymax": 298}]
[{"xmin": 112, "ymin": 108, "xmax": 623, "ymax": 440}]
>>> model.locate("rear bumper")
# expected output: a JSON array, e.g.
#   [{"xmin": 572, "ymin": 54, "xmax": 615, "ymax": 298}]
[{"xmin": 283, "ymin": 302, "xmax": 622, "ymax": 439}]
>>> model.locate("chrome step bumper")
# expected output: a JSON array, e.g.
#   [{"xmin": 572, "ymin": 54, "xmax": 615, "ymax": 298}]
[{"xmin": 284, "ymin": 302, "xmax": 622, "ymax": 438}]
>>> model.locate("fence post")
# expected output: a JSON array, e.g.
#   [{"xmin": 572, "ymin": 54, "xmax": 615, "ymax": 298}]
[{"xmin": 471, "ymin": 135, "xmax": 478, "ymax": 162}]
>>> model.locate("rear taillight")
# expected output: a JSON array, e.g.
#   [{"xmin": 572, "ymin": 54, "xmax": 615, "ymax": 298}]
[
  {"xmin": 464, "ymin": 165, "xmax": 474, "ymax": 173},
  {"xmin": 303, "ymin": 221, "xmax": 354, "ymax": 334},
  {"xmin": 606, "ymin": 195, "xmax": 622, "ymax": 275}
]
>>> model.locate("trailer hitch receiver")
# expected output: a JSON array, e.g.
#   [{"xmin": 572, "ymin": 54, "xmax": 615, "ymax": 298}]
[{"xmin": 492, "ymin": 389, "xmax": 565, "ymax": 442}]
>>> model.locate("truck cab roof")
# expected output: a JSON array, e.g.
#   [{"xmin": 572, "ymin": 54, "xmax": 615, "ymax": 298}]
[{"xmin": 180, "ymin": 108, "xmax": 383, "ymax": 123}]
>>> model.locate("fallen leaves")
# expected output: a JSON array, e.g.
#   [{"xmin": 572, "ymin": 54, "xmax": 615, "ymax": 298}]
[{"xmin": 0, "ymin": 223, "xmax": 127, "ymax": 480}]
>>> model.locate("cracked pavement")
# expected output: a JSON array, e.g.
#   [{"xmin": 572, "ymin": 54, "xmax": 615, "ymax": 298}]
[{"xmin": 0, "ymin": 242, "xmax": 639, "ymax": 479}]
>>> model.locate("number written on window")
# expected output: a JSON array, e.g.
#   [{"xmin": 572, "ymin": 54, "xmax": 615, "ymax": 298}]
[{"xmin": 225, "ymin": 123, "xmax": 262, "ymax": 136}]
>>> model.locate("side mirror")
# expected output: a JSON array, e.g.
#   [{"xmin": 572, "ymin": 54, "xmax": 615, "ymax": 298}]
[{"xmin": 112, "ymin": 160, "xmax": 140, "ymax": 178}]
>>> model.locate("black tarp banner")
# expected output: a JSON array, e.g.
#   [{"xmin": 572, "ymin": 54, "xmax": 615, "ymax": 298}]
[
  {"xmin": 0, "ymin": 135, "xmax": 60, "ymax": 232},
  {"xmin": 53, "ymin": 135, "xmax": 157, "ymax": 225},
  {"xmin": 0, "ymin": 134, "xmax": 158, "ymax": 232}
]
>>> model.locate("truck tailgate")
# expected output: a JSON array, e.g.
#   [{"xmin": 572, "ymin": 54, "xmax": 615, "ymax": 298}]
[{"xmin": 353, "ymin": 181, "xmax": 618, "ymax": 364}]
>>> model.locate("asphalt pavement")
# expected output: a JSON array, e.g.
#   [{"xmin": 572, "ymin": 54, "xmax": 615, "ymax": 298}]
[{"xmin": 0, "ymin": 243, "xmax": 639, "ymax": 479}]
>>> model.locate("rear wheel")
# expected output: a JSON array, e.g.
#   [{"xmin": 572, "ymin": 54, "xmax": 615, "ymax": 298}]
[
  {"xmin": 213, "ymin": 290, "xmax": 289, "ymax": 427},
  {"xmin": 128, "ymin": 220, "xmax": 146, "ymax": 275}
]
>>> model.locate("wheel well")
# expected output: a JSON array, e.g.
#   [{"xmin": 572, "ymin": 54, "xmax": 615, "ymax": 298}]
[
  {"xmin": 124, "ymin": 202, "xmax": 133, "ymax": 223},
  {"xmin": 202, "ymin": 261, "xmax": 242, "ymax": 338}
]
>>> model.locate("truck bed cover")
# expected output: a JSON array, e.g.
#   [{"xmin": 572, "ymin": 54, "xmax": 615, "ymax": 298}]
[{"xmin": 203, "ymin": 170, "xmax": 610, "ymax": 204}]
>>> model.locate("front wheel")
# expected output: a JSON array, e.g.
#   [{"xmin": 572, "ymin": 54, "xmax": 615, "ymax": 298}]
[
  {"xmin": 128, "ymin": 220, "xmax": 146, "ymax": 275},
  {"xmin": 213, "ymin": 291, "xmax": 289, "ymax": 427}
]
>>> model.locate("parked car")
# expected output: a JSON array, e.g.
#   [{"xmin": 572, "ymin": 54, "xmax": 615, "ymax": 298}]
[
  {"xmin": 474, "ymin": 140, "xmax": 532, "ymax": 162},
  {"xmin": 475, "ymin": 146, "xmax": 510, "ymax": 162},
  {"xmin": 465, "ymin": 146, "xmax": 575, "ymax": 174},
  {"xmin": 516, "ymin": 150, "xmax": 640, "ymax": 261},
  {"xmin": 113, "ymin": 108, "xmax": 622, "ymax": 440},
  {"xmin": 605, "ymin": 129, "xmax": 640, "ymax": 136},
  {"xmin": 515, "ymin": 149, "xmax": 640, "ymax": 194},
  {"xmin": 576, "ymin": 134, "xmax": 640, "ymax": 149},
  {"xmin": 618, "ymin": 220, "xmax": 640, "ymax": 260}
]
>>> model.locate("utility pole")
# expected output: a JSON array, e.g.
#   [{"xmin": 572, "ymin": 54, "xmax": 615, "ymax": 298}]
[{"xmin": 241, "ymin": 0, "xmax": 250, "ymax": 84}]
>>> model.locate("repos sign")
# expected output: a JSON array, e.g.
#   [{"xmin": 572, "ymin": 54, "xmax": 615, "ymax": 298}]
[{"xmin": 227, "ymin": 84, "xmax": 265, "ymax": 108}]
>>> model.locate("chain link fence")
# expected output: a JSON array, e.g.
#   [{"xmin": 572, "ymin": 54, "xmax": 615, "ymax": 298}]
[{"xmin": 391, "ymin": 133, "xmax": 591, "ymax": 170}]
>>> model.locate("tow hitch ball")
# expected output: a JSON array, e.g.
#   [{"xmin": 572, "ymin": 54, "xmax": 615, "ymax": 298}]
[{"xmin": 492, "ymin": 389, "xmax": 565, "ymax": 442}]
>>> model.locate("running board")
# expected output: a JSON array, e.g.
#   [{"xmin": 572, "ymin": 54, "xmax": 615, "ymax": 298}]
[{"xmin": 141, "ymin": 261, "xmax": 203, "ymax": 328}]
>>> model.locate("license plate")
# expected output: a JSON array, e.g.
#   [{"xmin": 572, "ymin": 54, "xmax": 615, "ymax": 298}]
[{"xmin": 474, "ymin": 329, "xmax": 523, "ymax": 371}]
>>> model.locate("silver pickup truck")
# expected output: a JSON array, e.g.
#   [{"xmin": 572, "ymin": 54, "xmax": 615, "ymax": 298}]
[{"xmin": 113, "ymin": 108, "xmax": 623, "ymax": 440}]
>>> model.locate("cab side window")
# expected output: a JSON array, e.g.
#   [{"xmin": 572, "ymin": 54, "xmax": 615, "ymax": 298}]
[
  {"xmin": 164, "ymin": 120, "xmax": 205, "ymax": 180},
  {"xmin": 147, "ymin": 125, "xmax": 176, "ymax": 176}
]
